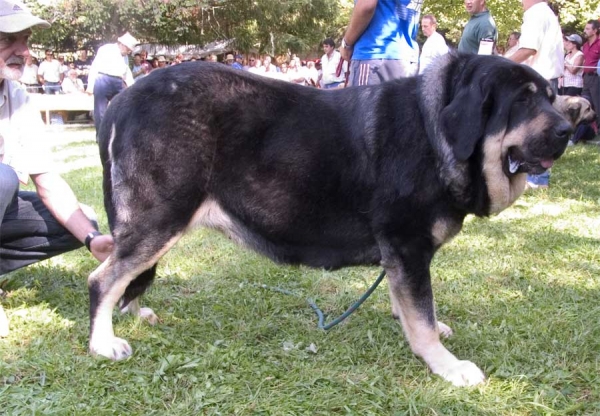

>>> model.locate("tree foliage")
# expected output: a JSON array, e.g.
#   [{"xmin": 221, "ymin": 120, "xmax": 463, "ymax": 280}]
[{"xmin": 25, "ymin": 0, "xmax": 600, "ymax": 54}]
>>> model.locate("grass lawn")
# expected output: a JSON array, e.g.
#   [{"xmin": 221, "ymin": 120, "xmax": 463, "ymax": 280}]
[{"xmin": 1, "ymin": 139, "xmax": 599, "ymax": 415}]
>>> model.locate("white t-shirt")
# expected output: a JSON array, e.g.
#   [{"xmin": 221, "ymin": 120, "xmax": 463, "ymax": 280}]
[
  {"xmin": 519, "ymin": 2, "xmax": 564, "ymax": 80},
  {"xmin": 321, "ymin": 50, "xmax": 346, "ymax": 85},
  {"xmin": 38, "ymin": 59, "xmax": 62, "ymax": 83},
  {"xmin": 0, "ymin": 80, "xmax": 53, "ymax": 181},
  {"xmin": 419, "ymin": 32, "xmax": 449, "ymax": 74}
]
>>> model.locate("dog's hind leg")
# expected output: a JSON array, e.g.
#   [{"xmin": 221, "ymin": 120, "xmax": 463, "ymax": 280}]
[
  {"xmin": 88, "ymin": 230, "xmax": 184, "ymax": 361},
  {"xmin": 119, "ymin": 266, "xmax": 159, "ymax": 325},
  {"xmin": 385, "ymin": 257, "xmax": 485, "ymax": 387}
]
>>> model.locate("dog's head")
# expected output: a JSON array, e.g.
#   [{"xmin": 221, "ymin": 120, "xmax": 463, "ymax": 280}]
[
  {"xmin": 420, "ymin": 54, "xmax": 572, "ymax": 214},
  {"xmin": 552, "ymin": 95, "xmax": 596, "ymax": 128}
]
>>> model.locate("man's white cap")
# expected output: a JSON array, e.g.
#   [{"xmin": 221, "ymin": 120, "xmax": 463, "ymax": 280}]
[
  {"xmin": 0, "ymin": 0, "xmax": 50, "ymax": 33},
  {"xmin": 117, "ymin": 32, "xmax": 138, "ymax": 51}
]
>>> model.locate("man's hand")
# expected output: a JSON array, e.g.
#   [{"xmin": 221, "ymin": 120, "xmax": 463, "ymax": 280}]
[
  {"xmin": 341, "ymin": 45, "xmax": 354, "ymax": 62},
  {"xmin": 90, "ymin": 234, "xmax": 114, "ymax": 263}
]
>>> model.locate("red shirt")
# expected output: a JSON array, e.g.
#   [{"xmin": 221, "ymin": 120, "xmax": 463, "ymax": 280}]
[{"xmin": 582, "ymin": 37, "xmax": 600, "ymax": 74}]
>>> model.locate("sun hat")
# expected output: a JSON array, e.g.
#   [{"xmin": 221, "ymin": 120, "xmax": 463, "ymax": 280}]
[
  {"xmin": 157, "ymin": 55, "xmax": 166, "ymax": 62},
  {"xmin": 117, "ymin": 32, "xmax": 139, "ymax": 52},
  {"xmin": 565, "ymin": 34, "xmax": 582, "ymax": 46},
  {"xmin": 0, "ymin": 0, "xmax": 50, "ymax": 33},
  {"xmin": 226, "ymin": 53, "xmax": 234, "ymax": 60}
]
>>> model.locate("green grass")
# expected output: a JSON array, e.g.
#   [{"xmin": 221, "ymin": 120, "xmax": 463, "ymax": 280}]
[{"xmin": 1, "ymin": 144, "xmax": 600, "ymax": 415}]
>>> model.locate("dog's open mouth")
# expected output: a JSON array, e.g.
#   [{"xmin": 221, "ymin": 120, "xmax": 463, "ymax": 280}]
[{"xmin": 505, "ymin": 147, "xmax": 554, "ymax": 176}]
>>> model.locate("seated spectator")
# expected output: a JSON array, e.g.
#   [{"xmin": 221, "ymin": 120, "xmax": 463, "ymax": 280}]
[
  {"xmin": 233, "ymin": 54, "xmax": 244, "ymax": 69},
  {"xmin": 61, "ymin": 69, "xmax": 85, "ymax": 94},
  {"xmin": 287, "ymin": 57, "xmax": 307, "ymax": 85},
  {"xmin": 263, "ymin": 55, "xmax": 278, "ymax": 73},
  {"xmin": 134, "ymin": 62, "xmax": 152, "ymax": 82},
  {"xmin": 132, "ymin": 53, "xmax": 144, "ymax": 78},
  {"xmin": 305, "ymin": 61, "xmax": 319, "ymax": 87},
  {"xmin": 248, "ymin": 56, "xmax": 264, "ymax": 74},
  {"xmin": 157, "ymin": 55, "xmax": 168, "ymax": 69}
]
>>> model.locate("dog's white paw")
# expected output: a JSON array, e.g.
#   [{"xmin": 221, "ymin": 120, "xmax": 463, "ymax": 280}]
[
  {"xmin": 437, "ymin": 321, "xmax": 453, "ymax": 338},
  {"xmin": 139, "ymin": 307, "xmax": 159, "ymax": 325},
  {"xmin": 436, "ymin": 360, "xmax": 486, "ymax": 387},
  {"xmin": 90, "ymin": 337, "xmax": 133, "ymax": 361}
]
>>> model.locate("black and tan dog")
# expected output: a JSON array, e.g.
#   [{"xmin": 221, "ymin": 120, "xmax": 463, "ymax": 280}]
[{"xmin": 90, "ymin": 54, "xmax": 573, "ymax": 386}]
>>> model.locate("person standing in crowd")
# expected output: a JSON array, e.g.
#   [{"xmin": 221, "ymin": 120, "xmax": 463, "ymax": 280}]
[
  {"xmin": 418, "ymin": 14, "xmax": 448, "ymax": 74},
  {"xmin": 504, "ymin": 32, "xmax": 521, "ymax": 58},
  {"xmin": 37, "ymin": 49, "xmax": 62, "ymax": 94},
  {"xmin": 131, "ymin": 53, "xmax": 144, "ymax": 79},
  {"xmin": 74, "ymin": 49, "xmax": 92, "ymax": 87},
  {"xmin": 581, "ymin": 20, "xmax": 600, "ymax": 134},
  {"xmin": 0, "ymin": 0, "xmax": 114, "ymax": 337},
  {"xmin": 320, "ymin": 38, "xmax": 346, "ymax": 89},
  {"xmin": 510, "ymin": 0, "xmax": 564, "ymax": 189},
  {"xmin": 340, "ymin": 0, "xmax": 422, "ymax": 86},
  {"xmin": 86, "ymin": 32, "xmax": 138, "ymax": 135},
  {"xmin": 225, "ymin": 54, "xmax": 236, "ymax": 67},
  {"xmin": 457, "ymin": 0, "xmax": 497, "ymax": 54},
  {"xmin": 232, "ymin": 54, "xmax": 244, "ymax": 70},
  {"xmin": 562, "ymin": 34, "xmax": 584, "ymax": 97},
  {"xmin": 19, "ymin": 54, "xmax": 39, "ymax": 93}
]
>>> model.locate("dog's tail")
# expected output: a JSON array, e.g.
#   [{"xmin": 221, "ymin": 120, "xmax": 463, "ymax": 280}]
[{"xmin": 97, "ymin": 112, "xmax": 117, "ymax": 232}]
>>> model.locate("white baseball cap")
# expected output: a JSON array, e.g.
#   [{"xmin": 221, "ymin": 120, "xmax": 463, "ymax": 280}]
[{"xmin": 0, "ymin": 0, "xmax": 50, "ymax": 33}]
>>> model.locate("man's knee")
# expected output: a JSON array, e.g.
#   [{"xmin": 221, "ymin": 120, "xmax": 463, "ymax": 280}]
[{"xmin": 0, "ymin": 164, "xmax": 19, "ymax": 201}]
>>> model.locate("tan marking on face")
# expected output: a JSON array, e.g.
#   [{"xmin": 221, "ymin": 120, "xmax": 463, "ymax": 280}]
[
  {"xmin": 482, "ymin": 114, "xmax": 551, "ymax": 214},
  {"xmin": 526, "ymin": 82, "xmax": 537, "ymax": 93},
  {"xmin": 546, "ymin": 86, "xmax": 553, "ymax": 98}
]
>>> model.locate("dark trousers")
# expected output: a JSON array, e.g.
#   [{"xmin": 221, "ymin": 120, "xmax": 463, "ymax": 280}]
[
  {"xmin": 582, "ymin": 74, "xmax": 600, "ymax": 128},
  {"xmin": 93, "ymin": 74, "xmax": 125, "ymax": 136},
  {"xmin": 0, "ymin": 164, "xmax": 94, "ymax": 275}
]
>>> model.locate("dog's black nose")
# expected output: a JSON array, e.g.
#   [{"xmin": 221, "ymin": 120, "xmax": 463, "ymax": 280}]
[{"xmin": 554, "ymin": 121, "xmax": 572, "ymax": 142}]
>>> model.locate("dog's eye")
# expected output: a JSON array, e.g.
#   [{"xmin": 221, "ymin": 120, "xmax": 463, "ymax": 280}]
[{"xmin": 515, "ymin": 95, "xmax": 529, "ymax": 104}]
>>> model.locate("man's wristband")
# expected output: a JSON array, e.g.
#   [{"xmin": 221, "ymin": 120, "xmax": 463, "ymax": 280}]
[
  {"xmin": 342, "ymin": 38, "xmax": 353, "ymax": 49},
  {"xmin": 84, "ymin": 231, "xmax": 102, "ymax": 252}
]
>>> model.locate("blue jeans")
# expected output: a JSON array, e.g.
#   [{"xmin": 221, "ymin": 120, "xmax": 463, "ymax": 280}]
[
  {"xmin": 0, "ymin": 164, "xmax": 95, "ymax": 275},
  {"xmin": 527, "ymin": 170, "xmax": 550, "ymax": 187},
  {"xmin": 43, "ymin": 81, "xmax": 61, "ymax": 95},
  {"xmin": 93, "ymin": 74, "xmax": 125, "ymax": 137}
]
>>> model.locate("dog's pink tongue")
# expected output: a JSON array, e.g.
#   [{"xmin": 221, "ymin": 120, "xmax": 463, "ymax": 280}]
[{"xmin": 541, "ymin": 159, "xmax": 554, "ymax": 169}]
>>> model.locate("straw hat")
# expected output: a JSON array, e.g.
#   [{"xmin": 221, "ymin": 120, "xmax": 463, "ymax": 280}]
[{"xmin": 117, "ymin": 32, "xmax": 138, "ymax": 52}]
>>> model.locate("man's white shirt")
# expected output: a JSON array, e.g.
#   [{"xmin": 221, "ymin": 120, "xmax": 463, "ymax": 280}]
[
  {"xmin": 419, "ymin": 32, "xmax": 448, "ymax": 74},
  {"xmin": 87, "ymin": 43, "xmax": 134, "ymax": 93}
]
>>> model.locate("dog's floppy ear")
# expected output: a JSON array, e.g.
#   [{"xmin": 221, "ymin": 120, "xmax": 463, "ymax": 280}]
[{"xmin": 440, "ymin": 86, "xmax": 492, "ymax": 162}]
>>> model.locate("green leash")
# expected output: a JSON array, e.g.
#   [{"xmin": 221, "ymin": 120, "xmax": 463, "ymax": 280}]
[{"xmin": 253, "ymin": 269, "xmax": 387, "ymax": 331}]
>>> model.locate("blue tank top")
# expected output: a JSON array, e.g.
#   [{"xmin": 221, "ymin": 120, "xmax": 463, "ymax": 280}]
[{"xmin": 352, "ymin": 0, "xmax": 422, "ymax": 61}]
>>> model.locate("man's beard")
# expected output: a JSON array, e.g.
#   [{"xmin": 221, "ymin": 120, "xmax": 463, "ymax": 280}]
[{"xmin": 0, "ymin": 58, "xmax": 24, "ymax": 81}]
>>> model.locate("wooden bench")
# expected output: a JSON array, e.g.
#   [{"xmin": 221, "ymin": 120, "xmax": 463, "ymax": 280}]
[{"xmin": 28, "ymin": 93, "xmax": 94, "ymax": 125}]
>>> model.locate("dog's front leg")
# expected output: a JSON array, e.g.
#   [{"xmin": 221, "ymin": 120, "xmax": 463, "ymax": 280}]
[
  {"xmin": 88, "ymin": 258, "xmax": 135, "ymax": 361},
  {"xmin": 386, "ymin": 264, "xmax": 485, "ymax": 386}
]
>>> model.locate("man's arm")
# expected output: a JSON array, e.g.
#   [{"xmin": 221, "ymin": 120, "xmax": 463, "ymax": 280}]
[
  {"xmin": 341, "ymin": 0, "xmax": 378, "ymax": 61},
  {"xmin": 509, "ymin": 47, "xmax": 537, "ymax": 64},
  {"xmin": 31, "ymin": 172, "xmax": 113, "ymax": 262}
]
